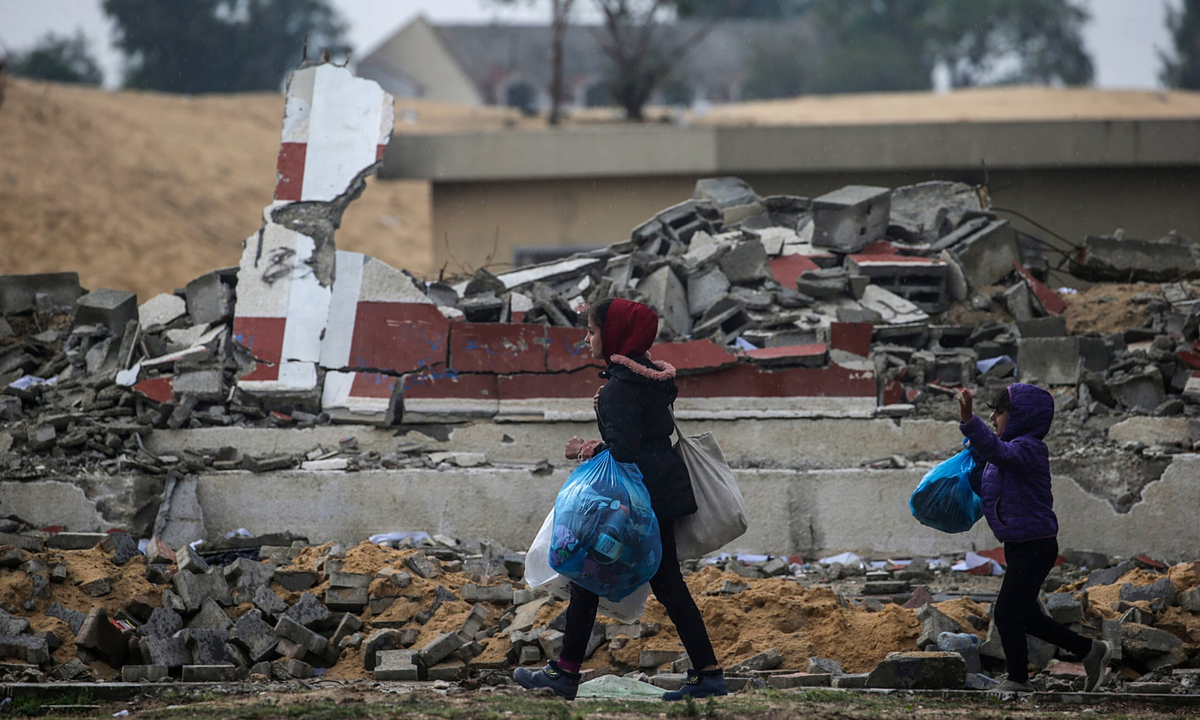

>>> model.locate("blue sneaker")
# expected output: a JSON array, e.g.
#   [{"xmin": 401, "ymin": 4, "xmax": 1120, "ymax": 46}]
[
  {"xmin": 514, "ymin": 660, "xmax": 580, "ymax": 700},
  {"xmin": 663, "ymin": 669, "xmax": 728, "ymax": 701}
]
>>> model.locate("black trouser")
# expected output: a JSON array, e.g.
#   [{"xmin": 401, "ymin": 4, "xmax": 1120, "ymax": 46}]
[
  {"xmin": 560, "ymin": 516, "xmax": 718, "ymax": 669},
  {"xmin": 996, "ymin": 537, "xmax": 1093, "ymax": 682}
]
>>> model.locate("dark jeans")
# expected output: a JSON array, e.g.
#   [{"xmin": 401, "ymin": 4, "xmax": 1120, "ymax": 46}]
[
  {"xmin": 997, "ymin": 537, "xmax": 1093, "ymax": 682},
  {"xmin": 560, "ymin": 516, "xmax": 718, "ymax": 669}
]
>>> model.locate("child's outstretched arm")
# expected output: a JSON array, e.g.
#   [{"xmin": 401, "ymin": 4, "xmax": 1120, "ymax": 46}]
[{"xmin": 957, "ymin": 389, "xmax": 1035, "ymax": 471}]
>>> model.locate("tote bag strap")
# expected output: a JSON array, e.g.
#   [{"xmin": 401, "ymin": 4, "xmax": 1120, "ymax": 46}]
[{"xmin": 667, "ymin": 404, "xmax": 684, "ymax": 439}]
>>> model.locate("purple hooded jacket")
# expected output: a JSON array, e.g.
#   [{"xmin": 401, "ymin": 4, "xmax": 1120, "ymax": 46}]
[{"xmin": 960, "ymin": 383, "xmax": 1058, "ymax": 544}]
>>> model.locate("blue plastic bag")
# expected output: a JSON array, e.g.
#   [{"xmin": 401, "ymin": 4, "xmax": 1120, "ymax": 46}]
[
  {"xmin": 549, "ymin": 449, "xmax": 661, "ymax": 601},
  {"xmin": 909, "ymin": 443, "xmax": 982, "ymax": 534}
]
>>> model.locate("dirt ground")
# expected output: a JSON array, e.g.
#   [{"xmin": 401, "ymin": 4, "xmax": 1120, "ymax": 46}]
[
  {"xmin": 9, "ymin": 683, "xmax": 1200, "ymax": 720},
  {"xmin": 0, "ymin": 78, "xmax": 434, "ymax": 302}
]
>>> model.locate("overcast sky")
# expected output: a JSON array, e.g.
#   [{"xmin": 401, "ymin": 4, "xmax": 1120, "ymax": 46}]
[{"xmin": 0, "ymin": 0, "xmax": 1181, "ymax": 91}]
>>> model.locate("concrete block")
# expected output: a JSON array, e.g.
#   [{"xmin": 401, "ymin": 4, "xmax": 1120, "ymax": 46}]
[
  {"xmin": 45, "ymin": 603, "xmax": 83, "ymax": 635},
  {"xmin": 404, "ymin": 553, "xmax": 440, "ymax": 579},
  {"xmin": 948, "ymin": 220, "xmax": 1020, "ymax": 291},
  {"xmin": 767, "ymin": 672, "xmax": 833, "ymax": 689},
  {"xmin": 727, "ymin": 648, "xmax": 783, "ymax": 673},
  {"xmin": 1018, "ymin": 337, "xmax": 1080, "ymax": 385},
  {"xmin": 172, "ymin": 568, "xmax": 231, "ymax": 611},
  {"xmin": 173, "ymin": 368, "xmax": 228, "ymax": 403},
  {"xmin": 916, "ymin": 605, "xmax": 960, "ymax": 649},
  {"xmin": 693, "ymin": 177, "xmax": 760, "ymax": 223},
  {"xmin": 142, "ymin": 634, "xmax": 191, "ymax": 668},
  {"xmin": 1, "ymin": 272, "xmax": 84, "ymax": 313},
  {"xmin": 273, "ymin": 658, "xmax": 314, "ymax": 679},
  {"xmin": 75, "ymin": 606, "xmax": 127, "ymax": 666},
  {"xmin": 834, "ymin": 673, "xmax": 869, "ymax": 688},
  {"xmin": 374, "ymin": 649, "xmax": 420, "ymax": 681},
  {"xmin": 328, "ymin": 571, "xmax": 372, "ymax": 589},
  {"xmin": 324, "ymin": 587, "xmax": 368, "ymax": 612},
  {"xmin": 637, "ymin": 266, "xmax": 691, "ymax": 338},
  {"xmin": 185, "ymin": 270, "xmax": 235, "ymax": 325},
  {"xmin": 0, "ymin": 635, "xmax": 49, "ymax": 665},
  {"xmin": 1045, "ymin": 592, "xmax": 1085, "ymax": 624},
  {"xmin": 1017, "ymin": 316, "xmax": 1067, "ymax": 338},
  {"xmin": 640, "ymin": 649, "xmax": 683, "ymax": 668},
  {"xmin": 1109, "ymin": 369, "xmax": 1166, "ymax": 412},
  {"xmin": 687, "ymin": 267, "xmax": 731, "ymax": 318},
  {"xmin": 415, "ymin": 632, "xmax": 463, "ymax": 667},
  {"xmin": 363, "ymin": 629, "xmax": 407, "ymax": 670},
  {"xmin": 889, "ymin": 181, "xmax": 983, "ymax": 244},
  {"xmin": 0, "ymin": 609, "xmax": 29, "ymax": 637},
  {"xmin": 460, "ymin": 584, "xmax": 513, "ymax": 605},
  {"xmin": 230, "ymin": 609, "xmax": 278, "ymax": 663},
  {"xmin": 812, "ymin": 185, "xmax": 890, "ymax": 253},
  {"xmin": 1179, "ymin": 586, "xmax": 1200, "ymax": 613},
  {"xmin": 847, "ymin": 253, "xmax": 949, "ymax": 314},
  {"xmin": 122, "ymin": 665, "xmax": 170, "ymax": 682},
  {"xmin": 866, "ymin": 651, "xmax": 966, "ymax": 689},
  {"xmin": 1121, "ymin": 623, "xmax": 1182, "ymax": 661},
  {"xmin": 718, "ymin": 239, "xmax": 771, "ymax": 285},
  {"xmin": 1003, "ymin": 281, "xmax": 1036, "ymax": 322},
  {"xmin": 182, "ymin": 664, "xmax": 236, "ymax": 682},
  {"xmin": 275, "ymin": 616, "xmax": 327, "ymax": 655},
  {"xmin": 1119, "ymin": 578, "xmax": 1176, "ymax": 611},
  {"xmin": 139, "ymin": 607, "xmax": 183, "ymax": 638},
  {"xmin": 376, "ymin": 568, "xmax": 412, "ymax": 588},
  {"xmin": 808, "ymin": 657, "xmax": 844, "ymax": 676},
  {"xmin": 183, "ymin": 628, "xmax": 231, "ymax": 665},
  {"xmin": 75, "ymin": 288, "xmax": 138, "ymax": 334},
  {"xmin": 249, "ymin": 586, "xmax": 286, "ymax": 619},
  {"xmin": 285, "ymin": 591, "xmax": 332, "ymax": 628},
  {"xmin": 427, "ymin": 660, "xmax": 466, "ymax": 681},
  {"xmin": 187, "ymin": 598, "xmax": 233, "ymax": 631},
  {"xmin": 275, "ymin": 568, "xmax": 319, "ymax": 591},
  {"xmin": 860, "ymin": 285, "xmax": 929, "ymax": 325},
  {"xmin": 176, "ymin": 544, "xmax": 211, "ymax": 574},
  {"xmin": 1071, "ymin": 234, "xmax": 1200, "ymax": 282},
  {"xmin": 691, "ymin": 296, "xmax": 752, "ymax": 344},
  {"xmin": 139, "ymin": 293, "xmax": 187, "ymax": 330}
]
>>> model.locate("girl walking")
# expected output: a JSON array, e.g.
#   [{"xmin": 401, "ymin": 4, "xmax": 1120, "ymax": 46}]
[
  {"xmin": 958, "ymin": 383, "xmax": 1111, "ymax": 693},
  {"xmin": 516, "ymin": 298, "xmax": 726, "ymax": 702}
]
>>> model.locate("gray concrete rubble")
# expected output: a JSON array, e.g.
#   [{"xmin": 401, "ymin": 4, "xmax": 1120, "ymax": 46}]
[
  {"xmin": 4, "ymin": 57, "xmax": 1200, "ymax": 696},
  {"xmin": 0, "ymin": 522, "xmax": 1194, "ymax": 693}
]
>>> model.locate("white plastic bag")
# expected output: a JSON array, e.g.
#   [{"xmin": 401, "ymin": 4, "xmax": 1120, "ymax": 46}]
[
  {"xmin": 671, "ymin": 411, "xmax": 748, "ymax": 560},
  {"xmin": 524, "ymin": 509, "xmax": 651, "ymax": 624}
]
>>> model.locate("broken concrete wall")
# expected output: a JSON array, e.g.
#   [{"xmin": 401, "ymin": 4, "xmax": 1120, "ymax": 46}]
[{"xmin": 233, "ymin": 62, "xmax": 395, "ymax": 409}]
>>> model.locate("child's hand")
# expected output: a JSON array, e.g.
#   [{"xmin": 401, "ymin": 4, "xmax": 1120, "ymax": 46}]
[
  {"xmin": 957, "ymin": 389, "xmax": 974, "ymax": 424},
  {"xmin": 565, "ymin": 436, "xmax": 584, "ymax": 460}
]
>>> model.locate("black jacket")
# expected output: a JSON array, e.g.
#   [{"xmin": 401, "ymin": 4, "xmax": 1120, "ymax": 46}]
[{"xmin": 595, "ymin": 354, "xmax": 697, "ymax": 521}]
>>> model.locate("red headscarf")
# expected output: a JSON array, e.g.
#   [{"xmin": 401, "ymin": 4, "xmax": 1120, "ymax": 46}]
[{"xmin": 601, "ymin": 298, "xmax": 658, "ymax": 364}]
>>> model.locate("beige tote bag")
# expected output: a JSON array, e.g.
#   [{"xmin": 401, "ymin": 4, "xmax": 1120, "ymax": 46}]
[{"xmin": 670, "ymin": 407, "xmax": 748, "ymax": 559}]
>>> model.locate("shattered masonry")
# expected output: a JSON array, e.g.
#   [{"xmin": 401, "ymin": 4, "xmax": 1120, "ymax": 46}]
[{"xmin": 2, "ymin": 55, "xmax": 1200, "ymax": 695}]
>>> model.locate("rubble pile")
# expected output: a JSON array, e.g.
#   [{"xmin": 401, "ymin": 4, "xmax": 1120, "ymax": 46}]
[
  {"xmin": 0, "ymin": 526, "xmax": 1196, "ymax": 693},
  {"xmin": 3, "ymin": 178, "xmax": 1199, "ymax": 460}
]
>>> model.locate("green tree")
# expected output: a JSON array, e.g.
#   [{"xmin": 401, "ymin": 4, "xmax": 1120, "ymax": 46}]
[
  {"xmin": 102, "ymin": 0, "xmax": 349, "ymax": 94},
  {"xmin": 9, "ymin": 31, "xmax": 104, "ymax": 85},
  {"xmin": 800, "ymin": 0, "xmax": 1093, "ymax": 94},
  {"xmin": 1161, "ymin": 0, "xmax": 1200, "ymax": 89}
]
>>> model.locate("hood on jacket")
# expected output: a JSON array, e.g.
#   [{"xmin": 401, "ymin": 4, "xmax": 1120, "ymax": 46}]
[
  {"xmin": 602, "ymin": 299, "xmax": 658, "ymax": 365},
  {"xmin": 1000, "ymin": 383, "xmax": 1055, "ymax": 441}
]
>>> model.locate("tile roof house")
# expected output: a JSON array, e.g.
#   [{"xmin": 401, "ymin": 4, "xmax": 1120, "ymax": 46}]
[{"xmin": 355, "ymin": 14, "xmax": 819, "ymax": 112}]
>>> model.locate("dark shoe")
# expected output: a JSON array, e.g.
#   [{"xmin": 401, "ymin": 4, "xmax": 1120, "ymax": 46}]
[
  {"xmin": 662, "ymin": 669, "xmax": 728, "ymax": 702},
  {"xmin": 1082, "ymin": 640, "xmax": 1112, "ymax": 692},
  {"xmin": 988, "ymin": 679, "xmax": 1034, "ymax": 695},
  {"xmin": 513, "ymin": 661, "xmax": 580, "ymax": 701}
]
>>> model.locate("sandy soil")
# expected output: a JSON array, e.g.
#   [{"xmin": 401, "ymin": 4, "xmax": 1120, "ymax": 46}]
[{"xmin": 0, "ymin": 78, "xmax": 433, "ymax": 302}]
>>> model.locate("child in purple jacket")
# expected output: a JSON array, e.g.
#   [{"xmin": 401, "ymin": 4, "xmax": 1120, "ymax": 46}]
[{"xmin": 958, "ymin": 383, "xmax": 1111, "ymax": 694}]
